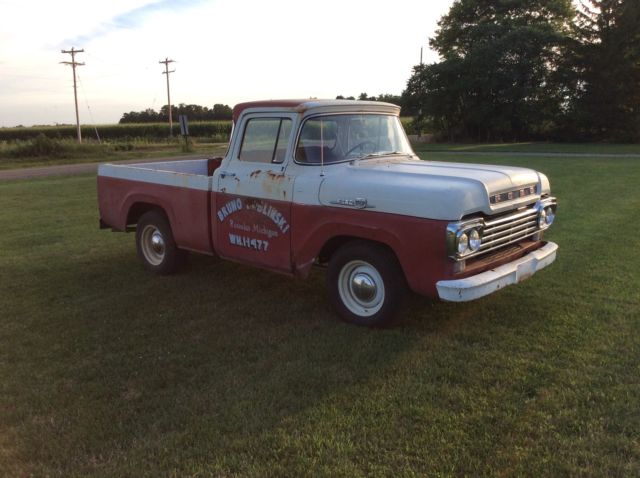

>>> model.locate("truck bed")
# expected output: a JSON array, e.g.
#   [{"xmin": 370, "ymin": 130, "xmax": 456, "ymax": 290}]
[
  {"xmin": 98, "ymin": 158, "xmax": 221, "ymax": 189},
  {"xmin": 97, "ymin": 158, "xmax": 223, "ymax": 255}
]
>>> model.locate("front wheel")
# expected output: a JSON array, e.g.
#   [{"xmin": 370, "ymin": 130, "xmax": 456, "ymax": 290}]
[
  {"xmin": 136, "ymin": 210, "xmax": 186, "ymax": 274},
  {"xmin": 327, "ymin": 241, "xmax": 406, "ymax": 326}
]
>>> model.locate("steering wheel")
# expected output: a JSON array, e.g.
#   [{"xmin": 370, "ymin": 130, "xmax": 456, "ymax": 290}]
[{"xmin": 345, "ymin": 140, "xmax": 377, "ymax": 157}]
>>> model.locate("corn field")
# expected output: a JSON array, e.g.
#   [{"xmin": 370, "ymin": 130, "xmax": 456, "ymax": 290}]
[{"xmin": 0, "ymin": 121, "xmax": 233, "ymax": 142}]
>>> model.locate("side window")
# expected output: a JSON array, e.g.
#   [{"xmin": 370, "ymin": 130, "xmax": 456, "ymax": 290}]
[{"xmin": 238, "ymin": 118, "xmax": 292, "ymax": 163}]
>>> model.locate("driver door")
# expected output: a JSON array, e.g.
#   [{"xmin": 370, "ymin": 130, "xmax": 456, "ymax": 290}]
[{"xmin": 215, "ymin": 114, "xmax": 295, "ymax": 272}]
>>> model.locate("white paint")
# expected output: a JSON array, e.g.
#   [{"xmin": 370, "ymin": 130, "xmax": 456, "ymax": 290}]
[
  {"xmin": 99, "ymin": 101, "xmax": 552, "ymax": 223},
  {"xmin": 436, "ymin": 242, "xmax": 559, "ymax": 302},
  {"xmin": 316, "ymin": 157, "xmax": 547, "ymax": 220},
  {"xmin": 98, "ymin": 160, "xmax": 211, "ymax": 191},
  {"xmin": 215, "ymin": 111, "xmax": 297, "ymax": 203}
]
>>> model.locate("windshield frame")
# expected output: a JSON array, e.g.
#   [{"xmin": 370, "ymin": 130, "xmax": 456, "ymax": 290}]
[{"xmin": 293, "ymin": 112, "xmax": 414, "ymax": 166}]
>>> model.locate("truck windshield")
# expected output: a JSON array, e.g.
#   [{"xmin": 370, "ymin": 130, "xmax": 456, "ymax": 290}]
[{"xmin": 295, "ymin": 114, "xmax": 413, "ymax": 165}]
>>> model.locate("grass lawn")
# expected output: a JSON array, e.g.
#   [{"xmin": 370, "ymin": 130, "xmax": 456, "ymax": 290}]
[
  {"xmin": 0, "ymin": 141, "xmax": 228, "ymax": 171},
  {"xmin": 0, "ymin": 152, "xmax": 639, "ymax": 476},
  {"xmin": 414, "ymin": 142, "xmax": 640, "ymax": 155}
]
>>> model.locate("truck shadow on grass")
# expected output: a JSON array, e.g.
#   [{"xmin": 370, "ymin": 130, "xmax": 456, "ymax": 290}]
[{"xmin": 5, "ymin": 249, "xmax": 561, "ymax": 476}]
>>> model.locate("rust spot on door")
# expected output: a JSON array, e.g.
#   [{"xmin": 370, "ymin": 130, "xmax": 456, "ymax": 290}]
[{"xmin": 266, "ymin": 171, "xmax": 285, "ymax": 181}]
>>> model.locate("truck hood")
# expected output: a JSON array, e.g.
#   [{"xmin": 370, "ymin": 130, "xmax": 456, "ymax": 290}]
[{"xmin": 318, "ymin": 157, "xmax": 550, "ymax": 220}]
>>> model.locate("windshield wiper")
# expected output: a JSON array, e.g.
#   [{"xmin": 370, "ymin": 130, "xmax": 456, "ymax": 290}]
[{"xmin": 355, "ymin": 151, "xmax": 408, "ymax": 161}]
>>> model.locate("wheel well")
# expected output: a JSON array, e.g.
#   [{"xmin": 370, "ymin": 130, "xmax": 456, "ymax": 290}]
[
  {"xmin": 126, "ymin": 203, "xmax": 164, "ymax": 227},
  {"xmin": 318, "ymin": 236, "xmax": 399, "ymax": 266}
]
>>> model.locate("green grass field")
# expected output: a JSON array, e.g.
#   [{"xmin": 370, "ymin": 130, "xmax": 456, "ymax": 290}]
[
  {"xmin": 0, "ymin": 139, "xmax": 229, "ymax": 171},
  {"xmin": 1, "ymin": 151, "xmax": 639, "ymax": 476},
  {"xmin": 414, "ymin": 142, "xmax": 640, "ymax": 154},
  {"xmin": 0, "ymin": 121, "xmax": 232, "ymax": 142}
]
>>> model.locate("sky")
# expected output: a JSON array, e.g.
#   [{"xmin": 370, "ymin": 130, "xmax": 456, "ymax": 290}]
[{"xmin": 0, "ymin": 0, "xmax": 453, "ymax": 127}]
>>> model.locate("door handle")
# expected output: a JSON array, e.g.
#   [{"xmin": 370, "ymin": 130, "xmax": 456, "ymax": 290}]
[{"xmin": 220, "ymin": 171, "xmax": 236, "ymax": 178}]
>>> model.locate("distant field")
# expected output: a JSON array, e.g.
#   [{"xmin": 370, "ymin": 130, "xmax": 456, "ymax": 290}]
[
  {"xmin": 0, "ymin": 138, "xmax": 229, "ymax": 171},
  {"xmin": 0, "ymin": 150, "xmax": 638, "ymax": 476},
  {"xmin": 0, "ymin": 121, "xmax": 232, "ymax": 142}
]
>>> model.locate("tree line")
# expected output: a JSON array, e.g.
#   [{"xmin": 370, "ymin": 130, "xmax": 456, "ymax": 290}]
[
  {"xmin": 119, "ymin": 96, "xmax": 403, "ymax": 124},
  {"xmin": 119, "ymin": 103, "xmax": 232, "ymax": 123},
  {"xmin": 336, "ymin": 93, "xmax": 402, "ymax": 105},
  {"xmin": 402, "ymin": 0, "xmax": 640, "ymax": 142}
]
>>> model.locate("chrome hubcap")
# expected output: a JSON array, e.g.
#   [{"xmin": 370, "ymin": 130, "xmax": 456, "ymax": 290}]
[
  {"xmin": 150, "ymin": 231, "xmax": 165, "ymax": 256},
  {"xmin": 338, "ymin": 260, "xmax": 385, "ymax": 317},
  {"xmin": 141, "ymin": 225, "xmax": 166, "ymax": 266},
  {"xmin": 351, "ymin": 273, "xmax": 377, "ymax": 302}
]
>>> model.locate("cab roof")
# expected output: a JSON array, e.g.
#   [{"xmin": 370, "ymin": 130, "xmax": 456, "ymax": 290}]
[{"xmin": 231, "ymin": 99, "xmax": 400, "ymax": 123}]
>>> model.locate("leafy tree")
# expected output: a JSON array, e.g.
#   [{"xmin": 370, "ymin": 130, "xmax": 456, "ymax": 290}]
[
  {"xmin": 212, "ymin": 104, "xmax": 232, "ymax": 120},
  {"xmin": 404, "ymin": 0, "xmax": 575, "ymax": 141},
  {"xmin": 570, "ymin": 0, "xmax": 640, "ymax": 141},
  {"xmin": 120, "ymin": 108, "xmax": 160, "ymax": 123},
  {"xmin": 119, "ymin": 103, "xmax": 232, "ymax": 123},
  {"xmin": 375, "ymin": 94, "xmax": 402, "ymax": 106},
  {"xmin": 159, "ymin": 104, "xmax": 179, "ymax": 122}
]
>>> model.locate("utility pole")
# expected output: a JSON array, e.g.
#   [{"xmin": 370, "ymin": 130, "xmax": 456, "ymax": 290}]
[
  {"xmin": 159, "ymin": 57, "xmax": 176, "ymax": 136},
  {"xmin": 60, "ymin": 47, "xmax": 85, "ymax": 143}
]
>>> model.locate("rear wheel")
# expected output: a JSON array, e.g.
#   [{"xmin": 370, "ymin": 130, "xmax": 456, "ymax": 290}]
[
  {"xmin": 136, "ymin": 210, "xmax": 186, "ymax": 274},
  {"xmin": 327, "ymin": 241, "xmax": 406, "ymax": 326}
]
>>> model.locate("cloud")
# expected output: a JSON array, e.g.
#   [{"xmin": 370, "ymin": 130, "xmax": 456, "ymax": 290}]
[
  {"xmin": 1, "ymin": 0, "xmax": 454, "ymax": 126},
  {"xmin": 63, "ymin": 0, "xmax": 209, "ymax": 46}
]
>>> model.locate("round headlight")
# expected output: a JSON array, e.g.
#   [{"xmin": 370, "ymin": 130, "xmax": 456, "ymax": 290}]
[
  {"xmin": 469, "ymin": 228, "xmax": 482, "ymax": 251},
  {"xmin": 457, "ymin": 232, "xmax": 469, "ymax": 254},
  {"xmin": 538, "ymin": 208, "xmax": 547, "ymax": 228},
  {"xmin": 545, "ymin": 207, "xmax": 555, "ymax": 225}
]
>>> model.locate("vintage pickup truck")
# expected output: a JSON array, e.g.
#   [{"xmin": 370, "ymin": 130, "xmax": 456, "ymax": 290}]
[{"xmin": 98, "ymin": 99, "xmax": 557, "ymax": 326}]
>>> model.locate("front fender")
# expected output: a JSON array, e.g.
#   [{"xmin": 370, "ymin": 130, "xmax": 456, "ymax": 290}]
[{"xmin": 291, "ymin": 203, "xmax": 450, "ymax": 297}]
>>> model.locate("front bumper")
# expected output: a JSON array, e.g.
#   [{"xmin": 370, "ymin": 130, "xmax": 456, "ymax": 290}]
[{"xmin": 436, "ymin": 241, "xmax": 558, "ymax": 302}]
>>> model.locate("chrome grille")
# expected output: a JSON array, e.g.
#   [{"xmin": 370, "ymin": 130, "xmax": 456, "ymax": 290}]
[
  {"xmin": 479, "ymin": 207, "xmax": 539, "ymax": 255},
  {"xmin": 446, "ymin": 197, "xmax": 557, "ymax": 261}
]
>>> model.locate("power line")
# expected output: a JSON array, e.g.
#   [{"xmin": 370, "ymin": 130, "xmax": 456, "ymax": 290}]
[
  {"xmin": 159, "ymin": 57, "xmax": 176, "ymax": 137},
  {"xmin": 76, "ymin": 72, "xmax": 101, "ymax": 143},
  {"xmin": 60, "ymin": 47, "xmax": 85, "ymax": 143}
]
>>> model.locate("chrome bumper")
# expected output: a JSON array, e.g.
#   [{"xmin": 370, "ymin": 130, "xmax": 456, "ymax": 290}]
[{"xmin": 436, "ymin": 242, "xmax": 558, "ymax": 302}]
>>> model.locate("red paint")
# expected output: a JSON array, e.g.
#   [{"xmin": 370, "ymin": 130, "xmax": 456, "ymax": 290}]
[
  {"xmin": 97, "ymin": 176, "xmax": 214, "ymax": 255},
  {"xmin": 291, "ymin": 203, "xmax": 452, "ymax": 296},
  {"xmin": 207, "ymin": 157, "xmax": 223, "ymax": 176},
  {"xmin": 213, "ymin": 193, "xmax": 292, "ymax": 273},
  {"xmin": 462, "ymin": 241, "xmax": 541, "ymax": 277},
  {"xmin": 99, "ymin": 176, "xmax": 547, "ymax": 298}
]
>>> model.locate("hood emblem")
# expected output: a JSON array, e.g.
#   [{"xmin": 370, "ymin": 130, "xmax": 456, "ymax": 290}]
[
  {"xmin": 491, "ymin": 185, "xmax": 537, "ymax": 204},
  {"xmin": 330, "ymin": 197, "xmax": 371, "ymax": 209}
]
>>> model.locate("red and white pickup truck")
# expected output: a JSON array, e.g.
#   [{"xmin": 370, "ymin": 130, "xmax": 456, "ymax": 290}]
[{"xmin": 98, "ymin": 99, "xmax": 558, "ymax": 325}]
